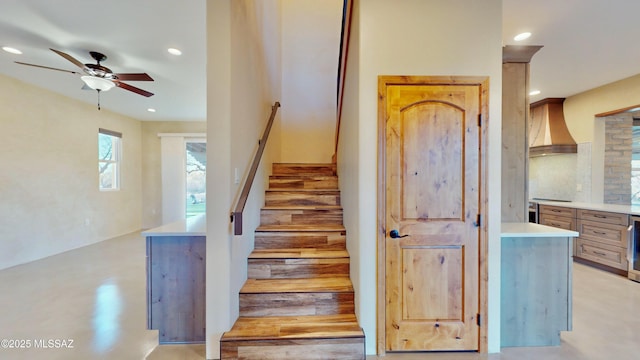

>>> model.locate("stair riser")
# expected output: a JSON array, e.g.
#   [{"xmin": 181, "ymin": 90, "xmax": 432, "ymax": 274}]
[
  {"xmin": 239, "ymin": 293, "xmax": 355, "ymax": 317},
  {"xmin": 269, "ymin": 176, "xmax": 338, "ymax": 190},
  {"xmin": 220, "ymin": 338, "xmax": 365, "ymax": 360},
  {"xmin": 254, "ymin": 232, "xmax": 346, "ymax": 250},
  {"xmin": 248, "ymin": 259, "xmax": 350, "ymax": 279},
  {"xmin": 261, "ymin": 209, "xmax": 343, "ymax": 226},
  {"xmin": 265, "ymin": 192, "xmax": 341, "ymax": 206},
  {"xmin": 273, "ymin": 164, "xmax": 336, "ymax": 176}
]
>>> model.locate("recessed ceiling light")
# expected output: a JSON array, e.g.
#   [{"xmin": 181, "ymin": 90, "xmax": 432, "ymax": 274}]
[
  {"xmin": 147, "ymin": 108, "xmax": 156, "ymax": 113},
  {"xmin": 2, "ymin": 46, "xmax": 22, "ymax": 54},
  {"xmin": 529, "ymin": 90, "xmax": 541, "ymax": 96},
  {"xmin": 167, "ymin": 48, "xmax": 182, "ymax": 56},
  {"xmin": 514, "ymin": 32, "xmax": 532, "ymax": 41}
]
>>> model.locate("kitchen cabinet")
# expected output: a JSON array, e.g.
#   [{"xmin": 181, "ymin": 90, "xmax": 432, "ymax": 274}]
[
  {"xmin": 501, "ymin": 223, "xmax": 577, "ymax": 347},
  {"xmin": 539, "ymin": 205, "xmax": 576, "ymax": 231},
  {"xmin": 142, "ymin": 215, "xmax": 206, "ymax": 344},
  {"xmin": 575, "ymin": 209, "xmax": 630, "ymax": 272}
]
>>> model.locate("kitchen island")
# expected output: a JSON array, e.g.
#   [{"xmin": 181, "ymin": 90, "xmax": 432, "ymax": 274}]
[
  {"xmin": 501, "ymin": 222, "xmax": 579, "ymax": 347},
  {"xmin": 142, "ymin": 214, "xmax": 206, "ymax": 343}
]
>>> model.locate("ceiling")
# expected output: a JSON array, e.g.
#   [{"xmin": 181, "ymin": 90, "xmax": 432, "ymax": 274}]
[
  {"xmin": 0, "ymin": 0, "xmax": 206, "ymax": 121},
  {"xmin": 1, "ymin": 1, "xmax": 639, "ymax": 121},
  {"xmin": 503, "ymin": 0, "xmax": 640, "ymax": 103}
]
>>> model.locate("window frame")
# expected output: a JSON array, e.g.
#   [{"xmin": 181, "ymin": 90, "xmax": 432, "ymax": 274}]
[{"xmin": 98, "ymin": 128, "xmax": 122, "ymax": 191}]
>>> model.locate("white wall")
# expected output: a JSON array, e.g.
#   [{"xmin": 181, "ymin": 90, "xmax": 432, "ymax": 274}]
[
  {"xmin": 0, "ymin": 74, "xmax": 143, "ymax": 270},
  {"xmin": 338, "ymin": 0, "xmax": 503, "ymax": 354},
  {"xmin": 280, "ymin": 0, "xmax": 342, "ymax": 163},
  {"xmin": 206, "ymin": 1, "xmax": 282, "ymax": 358}
]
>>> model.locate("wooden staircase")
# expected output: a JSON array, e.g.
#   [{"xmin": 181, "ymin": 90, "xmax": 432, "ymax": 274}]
[{"xmin": 220, "ymin": 163, "xmax": 365, "ymax": 360}]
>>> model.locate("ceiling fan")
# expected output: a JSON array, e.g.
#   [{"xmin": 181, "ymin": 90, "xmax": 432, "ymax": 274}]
[{"xmin": 15, "ymin": 48, "xmax": 154, "ymax": 100}]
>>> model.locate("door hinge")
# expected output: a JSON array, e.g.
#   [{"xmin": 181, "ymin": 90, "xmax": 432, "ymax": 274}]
[
  {"xmin": 477, "ymin": 114, "xmax": 482, "ymax": 127},
  {"xmin": 474, "ymin": 214, "xmax": 481, "ymax": 228},
  {"xmin": 477, "ymin": 313, "xmax": 481, "ymax": 327}
]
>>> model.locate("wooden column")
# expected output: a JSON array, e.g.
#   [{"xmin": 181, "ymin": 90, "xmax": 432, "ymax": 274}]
[{"xmin": 501, "ymin": 45, "xmax": 542, "ymax": 222}]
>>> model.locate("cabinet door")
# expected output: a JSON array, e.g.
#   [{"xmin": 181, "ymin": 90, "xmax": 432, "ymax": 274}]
[
  {"xmin": 576, "ymin": 238, "xmax": 628, "ymax": 270},
  {"xmin": 578, "ymin": 209, "xmax": 628, "ymax": 226},
  {"xmin": 539, "ymin": 205, "xmax": 576, "ymax": 218},
  {"xmin": 577, "ymin": 219, "xmax": 628, "ymax": 248},
  {"xmin": 540, "ymin": 213, "xmax": 575, "ymax": 231}
]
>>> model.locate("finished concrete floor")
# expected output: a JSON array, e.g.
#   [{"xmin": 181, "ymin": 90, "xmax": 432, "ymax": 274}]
[{"xmin": 0, "ymin": 231, "xmax": 638, "ymax": 359}]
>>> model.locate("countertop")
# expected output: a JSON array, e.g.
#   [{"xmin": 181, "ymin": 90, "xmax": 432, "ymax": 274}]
[
  {"xmin": 534, "ymin": 200, "xmax": 640, "ymax": 216},
  {"xmin": 141, "ymin": 214, "xmax": 206, "ymax": 237},
  {"xmin": 501, "ymin": 222, "xmax": 579, "ymax": 238}
]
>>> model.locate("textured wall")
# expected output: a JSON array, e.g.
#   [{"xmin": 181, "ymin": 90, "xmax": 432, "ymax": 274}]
[
  {"xmin": 0, "ymin": 74, "xmax": 142, "ymax": 270},
  {"xmin": 604, "ymin": 114, "xmax": 632, "ymax": 204}
]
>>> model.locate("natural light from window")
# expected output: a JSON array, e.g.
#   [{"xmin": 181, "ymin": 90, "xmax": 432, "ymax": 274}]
[{"xmin": 98, "ymin": 129, "xmax": 121, "ymax": 191}]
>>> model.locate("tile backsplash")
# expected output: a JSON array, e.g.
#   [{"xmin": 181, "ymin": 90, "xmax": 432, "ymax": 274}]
[{"xmin": 529, "ymin": 143, "xmax": 591, "ymax": 201}]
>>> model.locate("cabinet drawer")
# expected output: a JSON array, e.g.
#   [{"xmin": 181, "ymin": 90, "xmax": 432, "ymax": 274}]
[
  {"xmin": 576, "ymin": 219, "xmax": 629, "ymax": 248},
  {"xmin": 539, "ymin": 213, "xmax": 576, "ymax": 231},
  {"xmin": 539, "ymin": 205, "xmax": 576, "ymax": 218},
  {"xmin": 577, "ymin": 209, "xmax": 628, "ymax": 226},
  {"xmin": 576, "ymin": 238, "xmax": 628, "ymax": 271}
]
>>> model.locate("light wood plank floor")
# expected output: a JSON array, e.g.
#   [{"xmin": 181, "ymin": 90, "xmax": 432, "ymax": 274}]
[{"xmin": 0, "ymin": 231, "xmax": 638, "ymax": 359}]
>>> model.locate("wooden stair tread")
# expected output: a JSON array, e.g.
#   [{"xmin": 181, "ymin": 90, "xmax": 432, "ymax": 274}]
[
  {"xmin": 256, "ymin": 224, "xmax": 346, "ymax": 232},
  {"xmin": 221, "ymin": 314, "xmax": 364, "ymax": 341},
  {"xmin": 250, "ymin": 249, "xmax": 349, "ymax": 259},
  {"xmin": 262, "ymin": 205, "xmax": 342, "ymax": 210},
  {"xmin": 266, "ymin": 189, "xmax": 340, "ymax": 193},
  {"xmin": 270, "ymin": 175, "xmax": 337, "ymax": 178},
  {"xmin": 241, "ymin": 278, "xmax": 353, "ymax": 293}
]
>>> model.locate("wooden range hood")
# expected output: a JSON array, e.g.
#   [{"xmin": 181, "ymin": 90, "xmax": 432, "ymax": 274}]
[{"xmin": 529, "ymin": 97, "xmax": 577, "ymax": 157}]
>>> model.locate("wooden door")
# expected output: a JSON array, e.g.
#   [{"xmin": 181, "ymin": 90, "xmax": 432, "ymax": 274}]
[{"xmin": 382, "ymin": 78, "xmax": 483, "ymax": 351}]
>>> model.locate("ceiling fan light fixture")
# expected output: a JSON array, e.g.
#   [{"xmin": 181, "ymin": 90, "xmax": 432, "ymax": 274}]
[
  {"xmin": 81, "ymin": 75, "xmax": 115, "ymax": 91},
  {"xmin": 2, "ymin": 46, "xmax": 22, "ymax": 54}
]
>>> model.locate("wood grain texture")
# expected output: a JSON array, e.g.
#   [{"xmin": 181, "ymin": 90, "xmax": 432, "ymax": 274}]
[
  {"xmin": 222, "ymin": 163, "xmax": 364, "ymax": 359},
  {"xmin": 248, "ymin": 250, "xmax": 350, "ymax": 279},
  {"xmin": 383, "ymin": 81, "xmax": 481, "ymax": 351},
  {"xmin": 254, "ymin": 230, "xmax": 346, "ymax": 250},
  {"xmin": 501, "ymin": 236, "xmax": 572, "ymax": 347},
  {"xmin": 501, "ymin": 62, "xmax": 529, "ymax": 222},
  {"xmin": 240, "ymin": 292, "xmax": 355, "ymax": 316},
  {"xmin": 273, "ymin": 163, "xmax": 337, "ymax": 176},
  {"xmin": 241, "ymin": 278, "xmax": 353, "ymax": 293},
  {"xmin": 260, "ymin": 207, "xmax": 343, "ymax": 226},
  {"xmin": 222, "ymin": 315, "xmax": 363, "ymax": 340},
  {"xmin": 265, "ymin": 190, "xmax": 341, "ymax": 206},
  {"xmin": 269, "ymin": 175, "xmax": 338, "ymax": 189},
  {"xmin": 147, "ymin": 236, "xmax": 206, "ymax": 344}
]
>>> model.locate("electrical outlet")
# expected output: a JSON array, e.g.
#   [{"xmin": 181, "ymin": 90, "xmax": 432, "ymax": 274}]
[
  {"xmin": 576, "ymin": 183, "xmax": 582, "ymax": 192},
  {"xmin": 234, "ymin": 168, "xmax": 240, "ymax": 184}
]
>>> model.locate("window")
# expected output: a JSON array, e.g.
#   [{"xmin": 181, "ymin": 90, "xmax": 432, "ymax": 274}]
[
  {"xmin": 98, "ymin": 128, "xmax": 122, "ymax": 191},
  {"xmin": 186, "ymin": 140, "xmax": 206, "ymax": 217}
]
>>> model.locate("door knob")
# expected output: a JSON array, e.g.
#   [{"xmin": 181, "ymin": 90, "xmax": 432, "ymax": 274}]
[{"xmin": 389, "ymin": 229, "xmax": 409, "ymax": 239}]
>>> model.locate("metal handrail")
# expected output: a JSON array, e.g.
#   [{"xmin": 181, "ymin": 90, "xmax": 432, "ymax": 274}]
[{"xmin": 230, "ymin": 101, "xmax": 281, "ymax": 235}]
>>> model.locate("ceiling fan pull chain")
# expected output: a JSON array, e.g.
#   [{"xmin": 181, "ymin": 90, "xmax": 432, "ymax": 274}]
[{"xmin": 97, "ymin": 89, "xmax": 101, "ymax": 110}]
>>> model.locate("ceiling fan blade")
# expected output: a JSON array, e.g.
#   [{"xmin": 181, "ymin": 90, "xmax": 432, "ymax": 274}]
[
  {"xmin": 50, "ymin": 48, "xmax": 85, "ymax": 70},
  {"xmin": 14, "ymin": 61, "xmax": 81, "ymax": 75},
  {"xmin": 113, "ymin": 73, "xmax": 154, "ymax": 81},
  {"xmin": 115, "ymin": 81, "xmax": 154, "ymax": 97}
]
